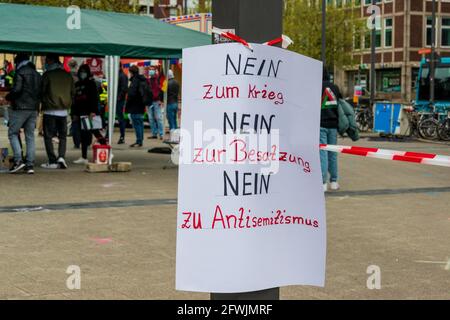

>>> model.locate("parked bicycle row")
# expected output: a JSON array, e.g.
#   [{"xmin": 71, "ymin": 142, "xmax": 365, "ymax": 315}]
[{"xmin": 350, "ymin": 100, "xmax": 450, "ymax": 142}]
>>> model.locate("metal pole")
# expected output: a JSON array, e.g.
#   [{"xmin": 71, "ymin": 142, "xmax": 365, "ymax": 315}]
[
  {"xmin": 211, "ymin": 0, "xmax": 282, "ymax": 301},
  {"xmin": 370, "ymin": 0, "xmax": 376, "ymax": 108},
  {"xmin": 163, "ymin": 59, "xmax": 169, "ymax": 135},
  {"xmin": 430, "ymin": 0, "xmax": 436, "ymax": 107},
  {"xmin": 321, "ymin": 0, "xmax": 326, "ymax": 66},
  {"xmin": 184, "ymin": 0, "xmax": 188, "ymax": 15}
]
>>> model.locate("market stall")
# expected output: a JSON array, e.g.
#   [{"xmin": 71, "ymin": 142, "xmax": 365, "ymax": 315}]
[{"xmin": 0, "ymin": 3, "xmax": 210, "ymax": 163}]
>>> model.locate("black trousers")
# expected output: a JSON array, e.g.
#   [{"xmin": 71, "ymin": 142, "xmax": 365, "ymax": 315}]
[{"xmin": 43, "ymin": 114, "xmax": 67, "ymax": 164}]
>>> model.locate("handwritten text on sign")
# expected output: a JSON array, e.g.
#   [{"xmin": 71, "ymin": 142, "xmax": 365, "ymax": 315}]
[{"xmin": 176, "ymin": 43, "xmax": 326, "ymax": 293}]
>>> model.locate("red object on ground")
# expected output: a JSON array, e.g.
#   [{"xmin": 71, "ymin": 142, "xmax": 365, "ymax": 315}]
[{"xmin": 93, "ymin": 144, "xmax": 111, "ymax": 164}]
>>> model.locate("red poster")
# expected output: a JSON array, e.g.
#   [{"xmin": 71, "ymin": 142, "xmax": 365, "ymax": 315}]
[{"xmin": 86, "ymin": 58, "xmax": 104, "ymax": 77}]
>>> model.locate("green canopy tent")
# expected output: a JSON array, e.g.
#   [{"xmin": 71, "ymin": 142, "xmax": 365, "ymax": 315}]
[{"xmin": 0, "ymin": 3, "xmax": 210, "ymax": 163}]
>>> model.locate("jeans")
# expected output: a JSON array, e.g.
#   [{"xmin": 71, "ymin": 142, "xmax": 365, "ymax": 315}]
[
  {"xmin": 320, "ymin": 127, "xmax": 338, "ymax": 184},
  {"xmin": 148, "ymin": 102, "xmax": 164, "ymax": 137},
  {"xmin": 8, "ymin": 109, "xmax": 37, "ymax": 166},
  {"xmin": 116, "ymin": 99, "xmax": 126, "ymax": 138},
  {"xmin": 130, "ymin": 114, "xmax": 144, "ymax": 145},
  {"xmin": 43, "ymin": 114, "xmax": 67, "ymax": 164},
  {"xmin": 166, "ymin": 102, "xmax": 178, "ymax": 131}
]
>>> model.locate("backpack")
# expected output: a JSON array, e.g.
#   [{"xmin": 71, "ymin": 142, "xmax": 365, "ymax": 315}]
[{"xmin": 139, "ymin": 78, "xmax": 153, "ymax": 105}]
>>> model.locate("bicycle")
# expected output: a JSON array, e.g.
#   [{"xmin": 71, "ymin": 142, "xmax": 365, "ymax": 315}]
[
  {"xmin": 355, "ymin": 105, "xmax": 373, "ymax": 132},
  {"xmin": 437, "ymin": 111, "xmax": 450, "ymax": 141},
  {"xmin": 418, "ymin": 112, "xmax": 440, "ymax": 140},
  {"xmin": 402, "ymin": 106, "xmax": 421, "ymax": 138}
]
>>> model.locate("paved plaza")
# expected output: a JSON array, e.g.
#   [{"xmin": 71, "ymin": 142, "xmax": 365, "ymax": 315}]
[{"xmin": 0, "ymin": 125, "xmax": 449, "ymax": 300}]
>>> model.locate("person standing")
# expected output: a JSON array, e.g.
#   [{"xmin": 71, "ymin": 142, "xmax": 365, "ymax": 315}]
[
  {"xmin": 320, "ymin": 69, "xmax": 342, "ymax": 192},
  {"xmin": 126, "ymin": 66, "xmax": 146, "ymax": 147},
  {"xmin": 71, "ymin": 64, "xmax": 107, "ymax": 164},
  {"xmin": 4, "ymin": 53, "xmax": 41, "ymax": 174},
  {"xmin": 68, "ymin": 59, "xmax": 81, "ymax": 149},
  {"xmin": 166, "ymin": 69, "xmax": 179, "ymax": 132},
  {"xmin": 117, "ymin": 64, "xmax": 129, "ymax": 144},
  {"xmin": 148, "ymin": 66, "xmax": 164, "ymax": 140},
  {"xmin": 41, "ymin": 54, "xmax": 75, "ymax": 169}
]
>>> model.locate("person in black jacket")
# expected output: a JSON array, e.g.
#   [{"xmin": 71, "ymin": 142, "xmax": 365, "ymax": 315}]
[
  {"xmin": 71, "ymin": 64, "xmax": 106, "ymax": 164},
  {"xmin": 320, "ymin": 69, "xmax": 342, "ymax": 192},
  {"xmin": 116, "ymin": 65, "xmax": 128, "ymax": 144},
  {"xmin": 166, "ymin": 69, "xmax": 180, "ymax": 131},
  {"xmin": 5, "ymin": 53, "xmax": 41, "ymax": 174},
  {"xmin": 126, "ymin": 66, "xmax": 146, "ymax": 147}
]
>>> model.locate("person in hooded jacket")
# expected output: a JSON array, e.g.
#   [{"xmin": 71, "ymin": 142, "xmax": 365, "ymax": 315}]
[
  {"xmin": 126, "ymin": 65, "xmax": 147, "ymax": 147},
  {"xmin": 320, "ymin": 69, "xmax": 342, "ymax": 192},
  {"xmin": 71, "ymin": 64, "xmax": 107, "ymax": 165},
  {"xmin": 5, "ymin": 53, "xmax": 41, "ymax": 174}
]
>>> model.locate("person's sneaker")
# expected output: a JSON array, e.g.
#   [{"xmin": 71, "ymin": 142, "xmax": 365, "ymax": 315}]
[
  {"xmin": 330, "ymin": 182, "xmax": 340, "ymax": 191},
  {"xmin": 57, "ymin": 157, "xmax": 68, "ymax": 169},
  {"xmin": 41, "ymin": 163, "xmax": 59, "ymax": 169},
  {"xmin": 148, "ymin": 136, "xmax": 157, "ymax": 140},
  {"xmin": 323, "ymin": 183, "xmax": 328, "ymax": 192},
  {"xmin": 9, "ymin": 162, "xmax": 25, "ymax": 174},
  {"xmin": 73, "ymin": 158, "xmax": 89, "ymax": 165},
  {"xmin": 118, "ymin": 137, "xmax": 125, "ymax": 144},
  {"xmin": 25, "ymin": 166, "xmax": 35, "ymax": 174}
]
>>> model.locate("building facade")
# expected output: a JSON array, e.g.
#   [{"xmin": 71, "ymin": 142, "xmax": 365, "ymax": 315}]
[
  {"xmin": 133, "ymin": 0, "xmax": 197, "ymax": 18},
  {"xmin": 334, "ymin": 0, "xmax": 450, "ymax": 103}
]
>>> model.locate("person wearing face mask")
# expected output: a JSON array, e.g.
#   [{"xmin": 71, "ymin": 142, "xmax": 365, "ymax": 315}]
[
  {"xmin": 71, "ymin": 64, "xmax": 107, "ymax": 164},
  {"xmin": 40, "ymin": 54, "xmax": 75, "ymax": 170},
  {"xmin": 148, "ymin": 67, "xmax": 164, "ymax": 140}
]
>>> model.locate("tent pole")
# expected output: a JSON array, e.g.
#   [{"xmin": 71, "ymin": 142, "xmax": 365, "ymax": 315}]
[
  {"xmin": 163, "ymin": 59, "xmax": 170, "ymax": 138},
  {"xmin": 106, "ymin": 55, "xmax": 120, "ymax": 165}
]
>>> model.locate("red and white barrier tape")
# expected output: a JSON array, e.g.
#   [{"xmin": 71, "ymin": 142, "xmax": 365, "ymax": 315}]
[
  {"xmin": 320, "ymin": 144, "xmax": 450, "ymax": 168},
  {"xmin": 212, "ymin": 28, "xmax": 294, "ymax": 51}
]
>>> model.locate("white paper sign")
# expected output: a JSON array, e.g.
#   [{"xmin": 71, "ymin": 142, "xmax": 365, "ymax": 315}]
[{"xmin": 176, "ymin": 43, "xmax": 326, "ymax": 293}]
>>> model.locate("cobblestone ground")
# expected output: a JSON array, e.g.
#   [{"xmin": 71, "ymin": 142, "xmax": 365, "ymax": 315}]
[{"xmin": 0, "ymin": 124, "xmax": 449, "ymax": 299}]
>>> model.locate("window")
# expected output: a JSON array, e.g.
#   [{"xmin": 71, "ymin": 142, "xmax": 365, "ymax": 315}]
[
  {"xmin": 364, "ymin": 32, "xmax": 371, "ymax": 49},
  {"xmin": 364, "ymin": 30, "xmax": 381, "ymax": 48},
  {"xmin": 384, "ymin": 18, "xmax": 393, "ymax": 47},
  {"xmin": 354, "ymin": 33, "xmax": 361, "ymax": 50},
  {"xmin": 375, "ymin": 30, "xmax": 381, "ymax": 48},
  {"xmin": 419, "ymin": 64, "xmax": 450, "ymax": 101},
  {"xmin": 426, "ymin": 16, "xmax": 438, "ymax": 47},
  {"xmin": 377, "ymin": 69, "xmax": 401, "ymax": 93},
  {"xmin": 364, "ymin": 0, "xmax": 381, "ymax": 5},
  {"xmin": 442, "ymin": 18, "xmax": 450, "ymax": 47}
]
